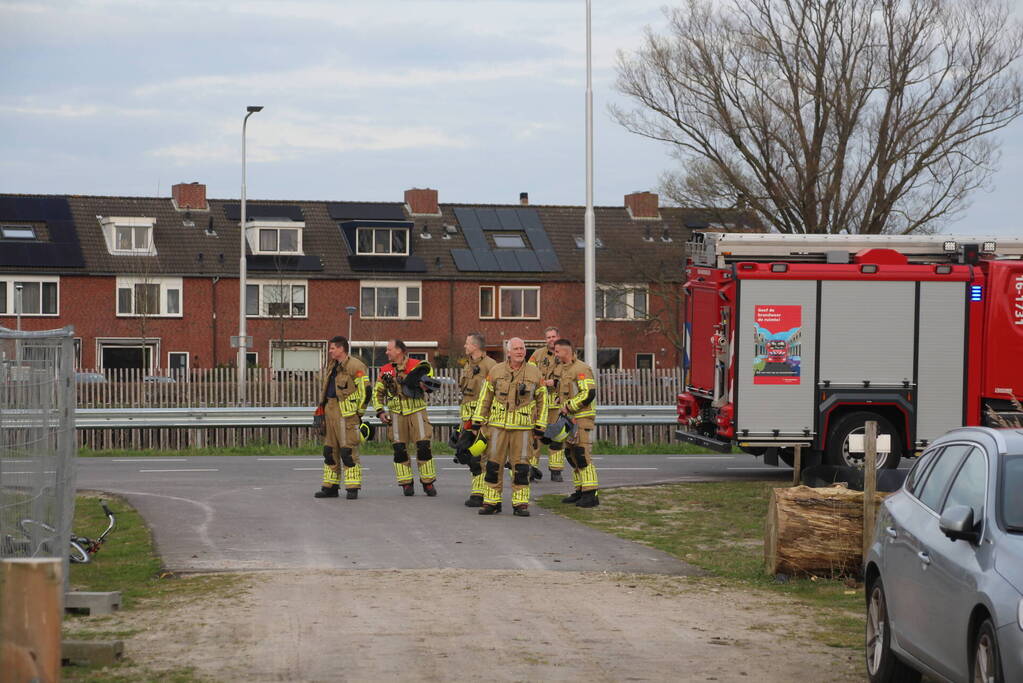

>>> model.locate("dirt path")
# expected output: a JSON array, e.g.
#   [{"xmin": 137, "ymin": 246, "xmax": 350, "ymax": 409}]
[{"xmin": 100, "ymin": 569, "xmax": 863, "ymax": 682}]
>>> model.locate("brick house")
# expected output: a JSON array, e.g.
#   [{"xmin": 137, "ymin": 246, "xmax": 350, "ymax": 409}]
[{"xmin": 0, "ymin": 185, "xmax": 750, "ymax": 371}]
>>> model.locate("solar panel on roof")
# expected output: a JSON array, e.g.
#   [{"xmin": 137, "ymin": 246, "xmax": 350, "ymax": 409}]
[
  {"xmin": 453, "ymin": 207, "xmax": 480, "ymax": 230},
  {"xmin": 475, "ymin": 208, "xmax": 499, "ymax": 229},
  {"xmin": 451, "ymin": 249, "xmax": 480, "ymax": 271},
  {"xmin": 461, "ymin": 226, "xmax": 489, "ymax": 251},
  {"xmin": 328, "ymin": 203, "xmax": 405, "ymax": 221},
  {"xmin": 494, "ymin": 250, "xmax": 520, "ymax": 272},
  {"xmin": 496, "ymin": 208, "xmax": 523, "ymax": 231},
  {"xmin": 512, "ymin": 249, "xmax": 541, "ymax": 271},
  {"xmin": 223, "ymin": 204, "xmax": 304, "ymax": 221},
  {"xmin": 535, "ymin": 249, "xmax": 561, "ymax": 272},
  {"xmin": 471, "ymin": 248, "xmax": 500, "ymax": 271}
]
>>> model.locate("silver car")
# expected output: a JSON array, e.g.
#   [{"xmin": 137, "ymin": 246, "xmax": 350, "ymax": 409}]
[{"xmin": 864, "ymin": 426, "xmax": 1023, "ymax": 682}]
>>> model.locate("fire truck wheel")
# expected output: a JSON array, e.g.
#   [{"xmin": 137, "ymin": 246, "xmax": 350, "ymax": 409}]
[{"xmin": 824, "ymin": 411, "xmax": 902, "ymax": 470}]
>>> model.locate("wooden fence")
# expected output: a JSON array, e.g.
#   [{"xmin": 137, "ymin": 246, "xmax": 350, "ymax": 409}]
[{"xmin": 75, "ymin": 367, "xmax": 684, "ymax": 449}]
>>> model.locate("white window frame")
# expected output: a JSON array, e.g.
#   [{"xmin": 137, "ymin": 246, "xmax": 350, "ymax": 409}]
[
  {"xmin": 597, "ymin": 284, "xmax": 648, "ymax": 321},
  {"xmin": 100, "ymin": 217, "xmax": 158, "ymax": 256},
  {"xmin": 246, "ymin": 278, "xmax": 308, "ymax": 318},
  {"xmin": 598, "ymin": 347, "xmax": 622, "ymax": 370},
  {"xmin": 355, "ymin": 226, "xmax": 410, "ymax": 256},
  {"xmin": 360, "ymin": 280, "xmax": 422, "ymax": 320},
  {"xmin": 245, "ymin": 220, "xmax": 305, "ymax": 256},
  {"xmin": 168, "ymin": 351, "xmax": 189, "ymax": 372},
  {"xmin": 245, "ymin": 351, "xmax": 259, "ymax": 368},
  {"xmin": 479, "ymin": 285, "xmax": 495, "ymax": 319},
  {"xmin": 493, "ymin": 233, "xmax": 526, "ymax": 249},
  {"xmin": 636, "ymin": 352, "xmax": 655, "ymax": 370},
  {"xmin": 498, "ymin": 286, "xmax": 540, "ymax": 320},
  {"xmin": 115, "ymin": 276, "xmax": 183, "ymax": 317},
  {"xmin": 96, "ymin": 337, "xmax": 160, "ymax": 372},
  {"xmin": 269, "ymin": 339, "xmax": 326, "ymax": 371},
  {"xmin": 0, "ymin": 275, "xmax": 60, "ymax": 316}
]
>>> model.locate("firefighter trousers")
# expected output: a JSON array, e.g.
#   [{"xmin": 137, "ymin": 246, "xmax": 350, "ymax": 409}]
[
  {"xmin": 565, "ymin": 416, "xmax": 598, "ymax": 492},
  {"xmin": 529, "ymin": 407, "xmax": 565, "ymax": 471},
  {"xmin": 387, "ymin": 410, "xmax": 436, "ymax": 485},
  {"xmin": 483, "ymin": 428, "xmax": 532, "ymax": 507},
  {"xmin": 321, "ymin": 399, "xmax": 363, "ymax": 490}
]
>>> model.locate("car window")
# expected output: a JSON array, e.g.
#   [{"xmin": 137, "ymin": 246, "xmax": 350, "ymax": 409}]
[
  {"xmin": 907, "ymin": 448, "xmax": 940, "ymax": 495},
  {"xmin": 917, "ymin": 444, "xmax": 971, "ymax": 511},
  {"xmin": 942, "ymin": 448, "xmax": 986, "ymax": 519},
  {"xmin": 1001, "ymin": 455, "xmax": 1023, "ymax": 532}
]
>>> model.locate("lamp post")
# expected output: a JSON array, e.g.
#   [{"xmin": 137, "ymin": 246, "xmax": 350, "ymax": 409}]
[
  {"xmin": 583, "ymin": 0, "xmax": 597, "ymax": 366},
  {"xmin": 14, "ymin": 283, "xmax": 22, "ymax": 363},
  {"xmin": 345, "ymin": 305, "xmax": 357, "ymax": 344},
  {"xmin": 237, "ymin": 105, "xmax": 263, "ymax": 404}
]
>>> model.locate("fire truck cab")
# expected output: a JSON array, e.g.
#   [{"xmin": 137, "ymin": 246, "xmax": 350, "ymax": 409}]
[{"xmin": 676, "ymin": 232, "xmax": 1023, "ymax": 469}]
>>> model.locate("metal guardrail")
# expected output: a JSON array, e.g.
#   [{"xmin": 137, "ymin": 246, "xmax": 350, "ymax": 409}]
[{"xmin": 74, "ymin": 405, "xmax": 678, "ymax": 429}]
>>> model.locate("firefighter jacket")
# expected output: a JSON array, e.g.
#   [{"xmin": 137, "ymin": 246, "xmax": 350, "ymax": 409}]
[
  {"xmin": 373, "ymin": 357, "xmax": 433, "ymax": 416},
  {"xmin": 528, "ymin": 346, "xmax": 560, "ymax": 383},
  {"xmin": 458, "ymin": 354, "xmax": 497, "ymax": 422},
  {"xmin": 319, "ymin": 356, "xmax": 370, "ymax": 418},
  {"xmin": 552, "ymin": 356, "xmax": 597, "ymax": 419},
  {"xmin": 472, "ymin": 361, "xmax": 548, "ymax": 431}
]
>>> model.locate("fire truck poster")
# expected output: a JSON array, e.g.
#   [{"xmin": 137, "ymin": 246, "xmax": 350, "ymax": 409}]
[{"xmin": 753, "ymin": 305, "xmax": 802, "ymax": 385}]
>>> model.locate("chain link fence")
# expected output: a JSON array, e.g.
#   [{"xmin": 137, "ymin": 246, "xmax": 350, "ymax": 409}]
[{"xmin": 0, "ymin": 325, "xmax": 76, "ymax": 588}]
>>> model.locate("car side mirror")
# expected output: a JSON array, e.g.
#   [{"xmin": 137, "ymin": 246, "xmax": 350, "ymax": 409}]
[{"xmin": 940, "ymin": 505, "xmax": 980, "ymax": 545}]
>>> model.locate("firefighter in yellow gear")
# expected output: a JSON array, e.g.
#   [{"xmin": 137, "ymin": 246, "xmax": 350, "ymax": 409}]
[
  {"xmin": 471, "ymin": 337, "xmax": 548, "ymax": 517},
  {"xmin": 373, "ymin": 339, "xmax": 438, "ymax": 496},
  {"xmin": 314, "ymin": 335, "xmax": 370, "ymax": 500},
  {"xmin": 551, "ymin": 338, "xmax": 599, "ymax": 507},
  {"xmin": 528, "ymin": 325, "xmax": 564, "ymax": 481},
  {"xmin": 456, "ymin": 332, "xmax": 497, "ymax": 507}
]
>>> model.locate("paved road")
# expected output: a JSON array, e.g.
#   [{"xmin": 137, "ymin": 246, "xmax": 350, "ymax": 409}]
[{"xmin": 75, "ymin": 452, "xmax": 794, "ymax": 575}]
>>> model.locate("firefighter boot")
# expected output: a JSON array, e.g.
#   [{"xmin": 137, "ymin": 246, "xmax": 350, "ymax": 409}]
[
  {"xmin": 346, "ymin": 489, "xmax": 359, "ymax": 500},
  {"xmin": 530, "ymin": 466, "xmax": 543, "ymax": 482},
  {"xmin": 576, "ymin": 490, "xmax": 600, "ymax": 508},
  {"xmin": 513, "ymin": 505, "xmax": 530, "ymax": 517},
  {"xmin": 561, "ymin": 489, "xmax": 582, "ymax": 504},
  {"xmin": 465, "ymin": 494, "xmax": 484, "ymax": 507},
  {"xmin": 478, "ymin": 503, "xmax": 502, "ymax": 515},
  {"xmin": 315, "ymin": 485, "xmax": 340, "ymax": 498},
  {"xmin": 423, "ymin": 481, "xmax": 438, "ymax": 497},
  {"xmin": 401, "ymin": 483, "xmax": 415, "ymax": 496}
]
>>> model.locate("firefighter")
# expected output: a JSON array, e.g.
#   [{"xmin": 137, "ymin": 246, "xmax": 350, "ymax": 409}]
[
  {"xmin": 551, "ymin": 338, "xmax": 599, "ymax": 507},
  {"xmin": 313, "ymin": 335, "xmax": 370, "ymax": 499},
  {"xmin": 471, "ymin": 337, "xmax": 548, "ymax": 516},
  {"xmin": 528, "ymin": 326, "xmax": 563, "ymax": 481},
  {"xmin": 456, "ymin": 332, "xmax": 497, "ymax": 507},
  {"xmin": 373, "ymin": 339, "xmax": 438, "ymax": 496}
]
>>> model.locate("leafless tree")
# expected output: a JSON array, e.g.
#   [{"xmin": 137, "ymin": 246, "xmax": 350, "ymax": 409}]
[{"xmin": 614, "ymin": 0, "xmax": 1023, "ymax": 234}]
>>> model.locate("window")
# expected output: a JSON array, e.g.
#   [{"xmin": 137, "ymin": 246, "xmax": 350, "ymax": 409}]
[
  {"xmin": 493, "ymin": 234, "xmax": 525, "ymax": 249},
  {"xmin": 351, "ymin": 344, "xmax": 388, "ymax": 369},
  {"xmin": 270, "ymin": 340, "xmax": 325, "ymax": 371},
  {"xmin": 246, "ymin": 280, "xmax": 308, "ymax": 318},
  {"xmin": 98, "ymin": 340, "xmax": 157, "ymax": 371},
  {"xmin": 636, "ymin": 353, "xmax": 655, "ymax": 370},
  {"xmin": 245, "ymin": 352, "xmax": 259, "ymax": 368},
  {"xmin": 498, "ymin": 286, "xmax": 539, "ymax": 319},
  {"xmin": 408, "ymin": 352, "xmax": 428, "ymax": 361},
  {"xmin": 356, "ymin": 227, "xmax": 409, "ymax": 256},
  {"xmin": 168, "ymin": 352, "xmax": 189, "ymax": 372},
  {"xmin": 479, "ymin": 286, "xmax": 495, "ymax": 319},
  {"xmin": 115, "ymin": 277, "xmax": 182, "ymax": 317},
  {"xmin": 360, "ymin": 281, "xmax": 421, "ymax": 319},
  {"xmin": 597, "ymin": 286, "xmax": 648, "ymax": 320},
  {"xmin": 942, "ymin": 449, "xmax": 986, "ymax": 519},
  {"xmin": 246, "ymin": 220, "xmax": 304, "ymax": 255},
  {"xmin": 100, "ymin": 217, "xmax": 157, "ymax": 255},
  {"xmin": 917, "ymin": 445, "xmax": 973, "ymax": 511},
  {"xmin": 1, "ymin": 225, "xmax": 36, "ymax": 240},
  {"xmin": 0, "ymin": 277, "xmax": 59, "ymax": 315},
  {"xmin": 598, "ymin": 348, "xmax": 621, "ymax": 370}
]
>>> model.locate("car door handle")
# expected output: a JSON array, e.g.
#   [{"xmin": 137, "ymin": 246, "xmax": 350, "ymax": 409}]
[
  {"xmin": 885, "ymin": 526, "xmax": 897, "ymax": 538},
  {"xmin": 917, "ymin": 551, "xmax": 931, "ymax": 566}
]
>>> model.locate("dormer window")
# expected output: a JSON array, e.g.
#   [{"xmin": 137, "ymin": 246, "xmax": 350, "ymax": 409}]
[
  {"xmin": 356, "ymin": 227, "xmax": 409, "ymax": 256},
  {"xmin": 246, "ymin": 220, "xmax": 304, "ymax": 255},
  {"xmin": 100, "ymin": 217, "xmax": 157, "ymax": 255}
]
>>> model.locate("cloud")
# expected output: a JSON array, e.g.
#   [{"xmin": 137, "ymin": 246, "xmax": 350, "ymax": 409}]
[{"xmin": 0, "ymin": 102, "xmax": 162, "ymax": 119}]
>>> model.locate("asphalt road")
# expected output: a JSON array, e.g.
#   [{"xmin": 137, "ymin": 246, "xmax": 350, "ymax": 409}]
[{"xmin": 75, "ymin": 452, "xmax": 794, "ymax": 575}]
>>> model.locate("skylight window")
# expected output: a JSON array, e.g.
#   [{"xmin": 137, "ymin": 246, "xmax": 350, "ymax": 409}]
[
  {"xmin": 493, "ymin": 234, "xmax": 526, "ymax": 249},
  {"xmin": 1, "ymin": 225, "xmax": 36, "ymax": 240}
]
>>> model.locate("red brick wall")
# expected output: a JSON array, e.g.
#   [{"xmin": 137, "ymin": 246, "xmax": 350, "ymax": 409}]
[{"xmin": 0, "ymin": 275, "xmax": 684, "ymax": 370}]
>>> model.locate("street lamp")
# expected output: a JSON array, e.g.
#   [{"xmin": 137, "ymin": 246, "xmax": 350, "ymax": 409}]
[
  {"xmin": 237, "ymin": 105, "xmax": 263, "ymax": 404},
  {"xmin": 583, "ymin": 0, "xmax": 597, "ymax": 366},
  {"xmin": 345, "ymin": 305, "xmax": 357, "ymax": 343}
]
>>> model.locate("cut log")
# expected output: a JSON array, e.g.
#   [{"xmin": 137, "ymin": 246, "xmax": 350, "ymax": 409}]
[{"xmin": 764, "ymin": 485, "xmax": 887, "ymax": 576}]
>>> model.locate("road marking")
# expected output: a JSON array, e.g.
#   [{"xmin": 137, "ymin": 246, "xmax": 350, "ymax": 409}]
[
  {"xmin": 6, "ymin": 471, "xmax": 56, "ymax": 475},
  {"xmin": 726, "ymin": 467, "xmax": 785, "ymax": 471},
  {"xmin": 600, "ymin": 467, "xmax": 658, "ymax": 470},
  {"xmin": 667, "ymin": 456, "xmax": 736, "ymax": 460},
  {"xmin": 114, "ymin": 458, "xmax": 187, "ymax": 462},
  {"xmin": 293, "ymin": 467, "xmax": 373, "ymax": 471},
  {"xmin": 139, "ymin": 468, "xmax": 219, "ymax": 473},
  {"xmin": 258, "ymin": 457, "xmax": 321, "ymax": 461}
]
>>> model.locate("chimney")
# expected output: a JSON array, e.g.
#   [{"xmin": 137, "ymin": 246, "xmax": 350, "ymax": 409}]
[
  {"xmin": 625, "ymin": 191, "xmax": 659, "ymax": 220},
  {"xmin": 519, "ymin": 192, "xmax": 529, "ymax": 206},
  {"xmin": 404, "ymin": 187, "xmax": 440, "ymax": 216},
  {"xmin": 172, "ymin": 182, "xmax": 208, "ymax": 211}
]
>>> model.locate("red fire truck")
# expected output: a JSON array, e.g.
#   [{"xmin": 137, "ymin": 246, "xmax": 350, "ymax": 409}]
[{"xmin": 676, "ymin": 232, "xmax": 1023, "ymax": 469}]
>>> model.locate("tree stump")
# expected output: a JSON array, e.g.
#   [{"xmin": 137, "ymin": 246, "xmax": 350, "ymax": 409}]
[{"xmin": 764, "ymin": 485, "xmax": 887, "ymax": 576}]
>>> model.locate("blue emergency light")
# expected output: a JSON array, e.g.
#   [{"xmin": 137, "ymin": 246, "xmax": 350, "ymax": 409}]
[{"xmin": 970, "ymin": 285, "xmax": 983, "ymax": 302}]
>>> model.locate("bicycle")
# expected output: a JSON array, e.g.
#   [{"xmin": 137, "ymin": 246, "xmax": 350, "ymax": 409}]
[{"xmin": 8, "ymin": 499, "xmax": 116, "ymax": 564}]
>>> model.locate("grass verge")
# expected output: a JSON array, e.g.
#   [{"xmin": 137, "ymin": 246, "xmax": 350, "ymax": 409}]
[
  {"xmin": 62, "ymin": 493, "xmax": 239, "ymax": 682},
  {"xmin": 537, "ymin": 481, "xmax": 864, "ymax": 650}
]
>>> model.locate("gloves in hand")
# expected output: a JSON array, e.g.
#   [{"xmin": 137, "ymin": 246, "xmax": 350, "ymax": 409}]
[{"xmin": 313, "ymin": 406, "xmax": 325, "ymax": 435}]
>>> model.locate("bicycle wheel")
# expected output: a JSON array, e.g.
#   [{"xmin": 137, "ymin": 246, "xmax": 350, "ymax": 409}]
[
  {"xmin": 69, "ymin": 539, "xmax": 90, "ymax": 564},
  {"xmin": 18, "ymin": 518, "xmax": 55, "ymax": 536}
]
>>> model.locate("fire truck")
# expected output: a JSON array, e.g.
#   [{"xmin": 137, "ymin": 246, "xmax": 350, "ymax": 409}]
[{"xmin": 675, "ymin": 232, "xmax": 1023, "ymax": 469}]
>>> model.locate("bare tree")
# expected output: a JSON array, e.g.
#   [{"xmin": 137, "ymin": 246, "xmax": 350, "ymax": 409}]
[{"xmin": 614, "ymin": 0, "xmax": 1023, "ymax": 235}]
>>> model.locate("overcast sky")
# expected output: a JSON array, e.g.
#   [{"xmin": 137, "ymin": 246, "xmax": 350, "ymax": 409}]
[{"xmin": 2, "ymin": 0, "xmax": 1021, "ymax": 237}]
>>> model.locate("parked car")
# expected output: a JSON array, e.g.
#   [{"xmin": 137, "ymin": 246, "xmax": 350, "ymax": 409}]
[
  {"xmin": 142, "ymin": 375, "xmax": 176, "ymax": 383},
  {"xmin": 74, "ymin": 372, "xmax": 107, "ymax": 383},
  {"xmin": 863, "ymin": 426, "xmax": 1023, "ymax": 682}
]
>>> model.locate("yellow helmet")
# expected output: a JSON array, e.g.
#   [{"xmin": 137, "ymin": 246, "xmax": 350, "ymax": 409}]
[
  {"xmin": 359, "ymin": 421, "xmax": 374, "ymax": 443},
  {"xmin": 468, "ymin": 432, "xmax": 488, "ymax": 457}
]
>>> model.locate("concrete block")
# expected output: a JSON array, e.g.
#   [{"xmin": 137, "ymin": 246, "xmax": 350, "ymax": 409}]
[
  {"xmin": 64, "ymin": 591, "xmax": 122, "ymax": 615},
  {"xmin": 62, "ymin": 639, "xmax": 124, "ymax": 667}
]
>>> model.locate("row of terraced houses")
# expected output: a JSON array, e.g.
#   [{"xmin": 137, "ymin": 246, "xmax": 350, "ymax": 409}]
[{"xmin": 0, "ymin": 183, "xmax": 750, "ymax": 372}]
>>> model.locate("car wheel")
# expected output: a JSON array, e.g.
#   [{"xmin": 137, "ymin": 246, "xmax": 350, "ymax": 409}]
[
  {"xmin": 866, "ymin": 578, "xmax": 920, "ymax": 683},
  {"xmin": 826, "ymin": 411, "xmax": 902, "ymax": 470},
  {"xmin": 971, "ymin": 619, "xmax": 1004, "ymax": 683}
]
